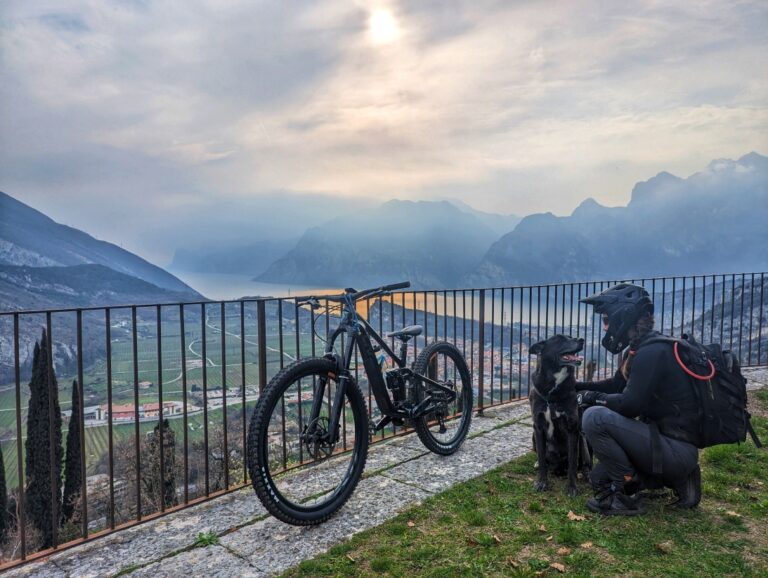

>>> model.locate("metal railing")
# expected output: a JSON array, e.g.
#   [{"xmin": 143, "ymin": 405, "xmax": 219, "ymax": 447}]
[{"xmin": 0, "ymin": 272, "xmax": 765, "ymax": 568}]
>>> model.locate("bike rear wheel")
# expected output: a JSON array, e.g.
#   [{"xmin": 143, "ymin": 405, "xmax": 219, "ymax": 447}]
[
  {"xmin": 247, "ymin": 357, "xmax": 369, "ymax": 525},
  {"xmin": 411, "ymin": 341, "xmax": 473, "ymax": 455}
]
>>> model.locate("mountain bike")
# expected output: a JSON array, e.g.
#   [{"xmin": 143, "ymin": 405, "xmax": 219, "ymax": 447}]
[{"xmin": 246, "ymin": 281, "xmax": 473, "ymax": 525}]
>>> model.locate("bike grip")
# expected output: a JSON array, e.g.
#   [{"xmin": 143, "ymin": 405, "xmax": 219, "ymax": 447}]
[{"xmin": 383, "ymin": 281, "xmax": 410, "ymax": 291}]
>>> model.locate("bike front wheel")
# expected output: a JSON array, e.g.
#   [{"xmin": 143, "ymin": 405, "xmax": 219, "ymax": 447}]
[
  {"xmin": 247, "ymin": 357, "xmax": 369, "ymax": 525},
  {"xmin": 412, "ymin": 341, "xmax": 473, "ymax": 455}
]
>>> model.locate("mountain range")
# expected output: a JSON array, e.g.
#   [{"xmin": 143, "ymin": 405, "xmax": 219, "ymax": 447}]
[
  {"xmin": 0, "ymin": 191, "xmax": 203, "ymax": 311},
  {"xmin": 257, "ymin": 200, "xmax": 501, "ymax": 288},
  {"xmin": 468, "ymin": 152, "xmax": 768, "ymax": 285}
]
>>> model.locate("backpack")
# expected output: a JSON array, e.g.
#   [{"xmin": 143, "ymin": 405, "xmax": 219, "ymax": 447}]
[{"xmin": 642, "ymin": 333, "xmax": 762, "ymax": 450}]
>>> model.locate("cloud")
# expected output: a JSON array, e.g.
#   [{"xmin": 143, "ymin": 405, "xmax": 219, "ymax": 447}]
[{"xmin": 1, "ymin": 0, "xmax": 766, "ymax": 262}]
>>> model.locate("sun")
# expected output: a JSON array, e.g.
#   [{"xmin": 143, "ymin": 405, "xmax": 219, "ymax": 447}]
[{"xmin": 368, "ymin": 8, "xmax": 400, "ymax": 45}]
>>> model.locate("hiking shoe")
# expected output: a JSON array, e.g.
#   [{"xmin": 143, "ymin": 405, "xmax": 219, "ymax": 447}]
[
  {"xmin": 670, "ymin": 464, "xmax": 701, "ymax": 509},
  {"xmin": 587, "ymin": 487, "xmax": 646, "ymax": 516}
]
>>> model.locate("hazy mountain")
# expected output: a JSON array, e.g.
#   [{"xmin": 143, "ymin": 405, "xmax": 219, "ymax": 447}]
[
  {"xmin": 0, "ymin": 264, "xmax": 201, "ymax": 311},
  {"xmin": 0, "ymin": 191, "xmax": 200, "ymax": 295},
  {"xmin": 258, "ymin": 200, "xmax": 499, "ymax": 288},
  {"xmin": 468, "ymin": 152, "xmax": 768, "ymax": 285},
  {"xmin": 445, "ymin": 198, "xmax": 522, "ymax": 237},
  {"xmin": 168, "ymin": 237, "xmax": 297, "ymax": 277}
]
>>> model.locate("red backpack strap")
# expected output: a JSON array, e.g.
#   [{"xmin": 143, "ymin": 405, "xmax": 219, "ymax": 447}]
[{"xmin": 673, "ymin": 342, "xmax": 716, "ymax": 380}]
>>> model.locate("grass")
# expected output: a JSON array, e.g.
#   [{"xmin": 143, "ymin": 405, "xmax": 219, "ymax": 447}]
[
  {"xmin": 284, "ymin": 388, "xmax": 768, "ymax": 577},
  {"xmin": 194, "ymin": 530, "xmax": 220, "ymax": 547}
]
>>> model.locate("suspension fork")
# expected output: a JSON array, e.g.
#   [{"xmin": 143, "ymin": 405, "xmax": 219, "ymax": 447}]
[{"xmin": 307, "ymin": 325, "xmax": 355, "ymax": 444}]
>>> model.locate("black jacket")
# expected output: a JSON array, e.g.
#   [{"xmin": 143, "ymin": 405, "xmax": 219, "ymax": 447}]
[{"xmin": 578, "ymin": 332, "xmax": 700, "ymax": 445}]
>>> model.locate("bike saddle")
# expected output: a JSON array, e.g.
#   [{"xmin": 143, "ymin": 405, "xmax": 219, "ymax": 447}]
[{"xmin": 386, "ymin": 325, "xmax": 423, "ymax": 340}]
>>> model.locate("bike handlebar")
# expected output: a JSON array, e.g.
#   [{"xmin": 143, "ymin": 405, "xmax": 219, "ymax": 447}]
[{"xmin": 296, "ymin": 281, "xmax": 411, "ymax": 307}]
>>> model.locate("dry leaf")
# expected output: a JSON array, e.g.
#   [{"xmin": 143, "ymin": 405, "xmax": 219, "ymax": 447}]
[
  {"xmin": 346, "ymin": 554, "xmax": 356, "ymax": 563},
  {"xmin": 567, "ymin": 510, "xmax": 586, "ymax": 521},
  {"xmin": 506, "ymin": 557, "xmax": 520, "ymax": 568},
  {"xmin": 655, "ymin": 541, "xmax": 674, "ymax": 554},
  {"xmin": 407, "ymin": 520, "xmax": 416, "ymax": 527},
  {"xmin": 580, "ymin": 541, "xmax": 593, "ymax": 549},
  {"xmin": 557, "ymin": 547, "xmax": 572, "ymax": 556},
  {"xmin": 534, "ymin": 572, "xmax": 545, "ymax": 577},
  {"xmin": 550, "ymin": 562, "xmax": 566, "ymax": 573},
  {"xmin": 725, "ymin": 511, "xmax": 742, "ymax": 518},
  {"xmin": 546, "ymin": 535, "xmax": 554, "ymax": 541},
  {"xmin": 538, "ymin": 524, "xmax": 547, "ymax": 532},
  {"xmin": 493, "ymin": 534, "xmax": 502, "ymax": 544}
]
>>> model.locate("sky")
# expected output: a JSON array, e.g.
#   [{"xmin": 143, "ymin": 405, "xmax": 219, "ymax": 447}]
[{"xmin": 1, "ymin": 0, "xmax": 767, "ymax": 265}]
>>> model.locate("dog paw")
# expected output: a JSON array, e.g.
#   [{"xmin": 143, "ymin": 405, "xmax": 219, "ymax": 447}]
[
  {"xmin": 534, "ymin": 480, "xmax": 549, "ymax": 492},
  {"xmin": 566, "ymin": 485, "xmax": 579, "ymax": 498}
]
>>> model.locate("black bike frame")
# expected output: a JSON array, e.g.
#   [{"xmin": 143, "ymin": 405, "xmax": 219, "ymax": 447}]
[{"xmin": 310, "ymin": 295, "xmax": 456, "ymax": 442}]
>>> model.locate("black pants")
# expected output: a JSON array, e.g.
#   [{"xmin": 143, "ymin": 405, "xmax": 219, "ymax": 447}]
[{"xmin": 582, "ymin": 406, "xmax": 698, "ymax": 487}]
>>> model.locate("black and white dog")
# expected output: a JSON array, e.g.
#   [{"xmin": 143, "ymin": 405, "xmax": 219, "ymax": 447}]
[{"xmin": 529, "ymin": 334, "xmax": 590, "ymax": 497}]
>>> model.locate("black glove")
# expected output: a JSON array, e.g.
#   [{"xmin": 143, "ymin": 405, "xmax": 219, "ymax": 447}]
[{"xmin": 576, "ymin": 390, "xmax": 607, "ymax": 408}]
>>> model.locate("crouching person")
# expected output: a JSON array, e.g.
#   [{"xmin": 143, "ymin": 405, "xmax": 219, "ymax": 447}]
[{"xmin": 576, "ymin": 284, "xmax": 701, "ymax": 516}]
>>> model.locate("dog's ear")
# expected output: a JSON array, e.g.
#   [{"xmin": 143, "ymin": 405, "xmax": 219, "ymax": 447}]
[{"xmin": 529, "ymin": 340, "xmax": 545, "ymax": 355}]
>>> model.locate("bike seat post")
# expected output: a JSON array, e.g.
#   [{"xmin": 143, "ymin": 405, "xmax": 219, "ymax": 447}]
[{"xmin": 398, "ymin": 337, "xmax": 409, "ymax": 364}]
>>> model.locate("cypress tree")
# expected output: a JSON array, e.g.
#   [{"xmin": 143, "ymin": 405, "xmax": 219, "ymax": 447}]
[
  {"xmin": 25, "ymin": 330, "xmax": 63, "ymax": 549},
  {"xmin": 62, "ymin": 379, "xmax": 83, "ymax": 525},
  {"xmin": 145, "ymin": 419, "xmax": 178, "ymax": 510}
]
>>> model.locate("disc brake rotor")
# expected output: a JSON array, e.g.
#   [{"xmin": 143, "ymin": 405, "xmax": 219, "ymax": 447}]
[{"xmin": 302, "ymin": 416, "xmax": 335, "ymax": 460}]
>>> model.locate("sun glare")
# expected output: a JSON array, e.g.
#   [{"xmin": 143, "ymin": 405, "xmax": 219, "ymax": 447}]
[{"xmin": 369, "ymin": 8, "xmax": 400, "ymax": 45}]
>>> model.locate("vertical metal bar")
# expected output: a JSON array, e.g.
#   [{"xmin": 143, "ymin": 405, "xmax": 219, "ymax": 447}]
[
  {"xmin": 453, "ymin": 289, "xmax": 458, "ymax": 345},
  {"xmin": 277, "ymin": 300, "xmax": 287, "ymax": 466},
  {"xmin": 390, "ymin": 294, "xmax": 397, "ymax": 434},
  {"xmin": 180, "ymin": 305, "xmax": 189, "ymax": 503},
  {"xmin": 748, "ymin": 273, "xmax": 755, "ymax": 365},
  {"xmin": 412, "ymin": 292, "xmax": 418, "ymax": 360},
  {"xmin": 240, "ymin": 301, "xmax": 247, "ymax": 484},
  {"xmin": 681, "ymin": 277, "xmax": 686, "ymax": 335},
  {"xmin": 443, "ymin": 290, "xmax": 449, "ymax": 345},
  {"xmin": 671, "ymin": 277, "xmax": 677, "ymax": 336},
  {"xmin": 490, "ymin": 289, "xmax": 495, "ymax": 404},
  {"xmin": 730, "ymin": 275, "xmax": 736, "ymax": 351},
  {"xmin": 660, "ymin": 278, "xmax": 666, "ymax": 334},
  {"xmin": 720, "ymin": 275, "xmax": 726, "ymax": 348},
  {"xmin": 589, "ymin": 283, "xmax": 596, "ymax": 377},
  {"xmin": 691, "ymin": 276, "xmax": 696, "ymax": 336},
  {"xmin": 294, "ymin": 300, "xmax": 303, "ymax": 464},
  {"xmin": 700, "ymin": 276, "xmax": 706, "ymax": 340},
  {"xmin": 76, "ymin": 309, "xmax": 88, "ymax": 535},
  {"xmin": 757, "ymin": 273, "xmax": 764, "ymax": 365},
  {"xmin": 544, "ymin": 286, "xmax": 549, "ymax": 339},
  {"xmin": 518, "ymin": 287, "xmax": 523, "ymax": 396},
  {"xmin": 220, "ymin": 302, "xmax": 229, "ymax": 489},
  {"xmin": 536, "ymin": 286, "xmax": 541, "ymax": 343},
  {"xmin": 131, "ymin": 307, "xmax": 141, "ymax": 520},
  {"xmin": 500, "ymin": 288, "xmax": 505, "ymax": 402},
  {"xmin": 45, "ymin": 312, "xmax": 59, "ymax": 547},
  {"xmin": 105, "ymin": 310, "xmax": 115, "ymax": 528},
  {"xmin": 477, "ymin": 289, "xmax": 485, "ymax": 413},
  {"xmin": 156, "ymin": 305, "xmax": 165, "ymax": 512},
  {"xmin": 13, "ymin": 314, "xmax": 26, "ymax": 558},
  {"xmin": 527, "ymin": 286, "xmax": 533, "ymax": 395},
  {"xmin": 710, "ymin": 275, "xmax": 716, "ymax": 345},
  {"xmin": 201, "ymin": 304, "xmax": 209, "ymax": 496},
  {"xmin": 461, "ymin": 291, "xmax": 467, "ymax": 365},
  {"xmin": 738, "ymin": 274, "xmax": 745, "ymax": 362},
  {"xmin": 470, "ymin": 291, "xmax": 475, "ymax": 394},
  {"xmin": 257, "ymin": 301, "xmax": 267, "ymax": 394},
  {"xmin": 433, "ymin": 291, "xmax": 438, "ymax": 340}
]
